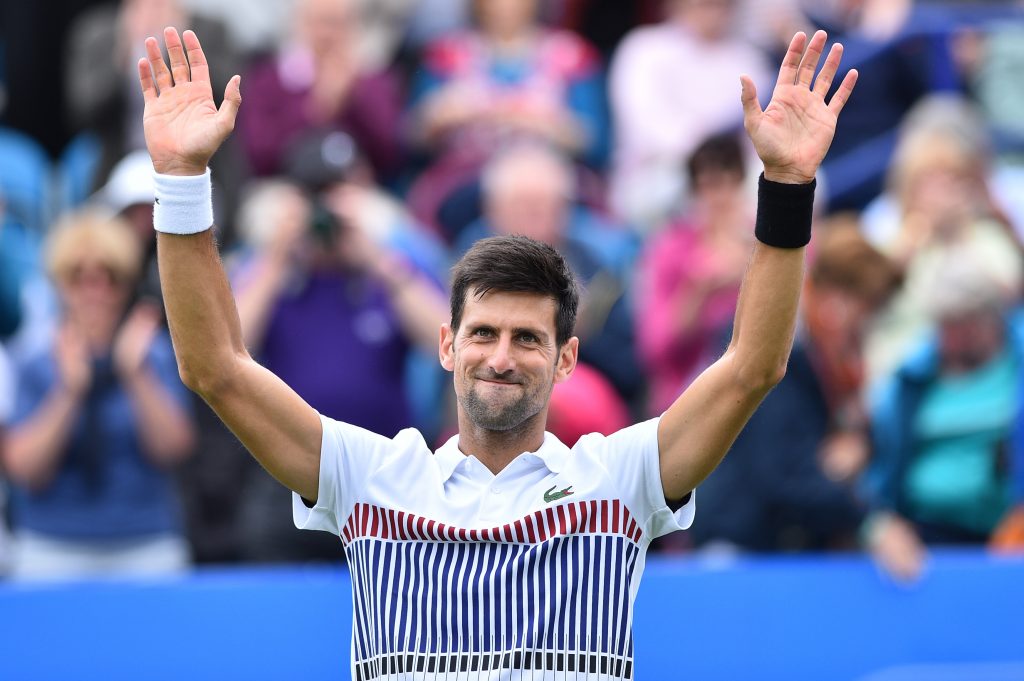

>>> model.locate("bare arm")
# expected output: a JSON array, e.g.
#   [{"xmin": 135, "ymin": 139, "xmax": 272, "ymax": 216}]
[
  {"xmin": 112, "ymin": 304, "xmax": 195, "ymax": 465},
  {"xmin": 139, "ymin": 28, "xmax": 321, "ymax": 501},
  {"xmin": 657, "ymin": 31, "xmax": 859, "ymax": 500},
  {"xmin": 4, "ymin": 328, "xmax": 91, "ymax": 489}
]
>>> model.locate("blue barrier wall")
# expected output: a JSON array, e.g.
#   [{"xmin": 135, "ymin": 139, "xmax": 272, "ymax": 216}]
[{"xmin": 1, "ymin": 551, "xmax": 1021, "ymax": 680}]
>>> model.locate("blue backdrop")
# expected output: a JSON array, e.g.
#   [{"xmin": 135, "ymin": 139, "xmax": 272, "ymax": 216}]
[{"xmin": 1, "ymin": 551, "xmax": 1021, "ymax": 680}]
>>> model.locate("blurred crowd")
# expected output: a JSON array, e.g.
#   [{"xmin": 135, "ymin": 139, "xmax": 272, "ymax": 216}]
[{"xmin": 2, "ymin": 0, "xmax": 1024, "ymax": 583}]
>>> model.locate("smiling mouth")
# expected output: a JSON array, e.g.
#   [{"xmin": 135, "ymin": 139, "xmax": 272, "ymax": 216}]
[{"xmin": 477, "ymin": 377, "xmax": 521, "ymax": 385}]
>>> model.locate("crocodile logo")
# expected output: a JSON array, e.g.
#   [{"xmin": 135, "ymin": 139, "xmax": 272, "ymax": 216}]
[{"xmin": 543, "ymin": 485, "xmax": 574, "ymax": 503}]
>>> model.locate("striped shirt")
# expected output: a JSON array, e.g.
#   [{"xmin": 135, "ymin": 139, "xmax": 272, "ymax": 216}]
[{"xmin": 294, "ymin": 415, "xmax": 694, "ymax": 680}]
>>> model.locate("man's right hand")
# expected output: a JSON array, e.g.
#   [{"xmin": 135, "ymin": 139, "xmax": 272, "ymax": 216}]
[{"xmin": 138, "ymin": 27, "xmax": 241, "ymax": 176}]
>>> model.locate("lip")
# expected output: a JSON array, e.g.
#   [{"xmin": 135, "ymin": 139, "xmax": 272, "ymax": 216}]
[{"xmin": 476, "ymin": 378, "xmax": 521, "ymax": 386}]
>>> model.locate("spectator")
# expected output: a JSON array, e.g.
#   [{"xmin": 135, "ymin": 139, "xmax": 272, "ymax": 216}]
[
  {"xmin": 608, "ymin": 0, "xmax": 771, "ymax": 230},
  {"xmin": 862, "ymin": 97, "xmax": 1022, "ymax": 387},
  {"xmin": 407, "ymin": 0, "xmax": 608, "ymax": 230},
  {"xmin": 2, "ymin": 211, "xmax": 195, "ymax": 580},
  {"xmin": 229, "ymin": 134, "xmax": 448, "ymax": 562},
  {"xmin": 455, "ymin": 143, "xmax": 644, "ymax": 407},
  {"xmin": 865, "ymin": 256, "xmax": 1024, "ymax": 581},
  {"xmin": 635, "ymin": 133, "xmax": 755, "ymax": 415},
  {"xmin": 693, "ymin": 224, "xmax": 902, "ymax": 552},
  {"xmin": 237, "ymin": 0, "xmax": 403, "ymax": 183}
]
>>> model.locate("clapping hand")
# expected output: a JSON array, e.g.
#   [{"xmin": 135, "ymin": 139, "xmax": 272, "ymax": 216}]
[
  {"xmin": 138, "ymin": 27, "xmax": 240, "ymax": 176},
  {"xmin": 742, "ymin": 30, "xmax": 858, "ymax": 184}
]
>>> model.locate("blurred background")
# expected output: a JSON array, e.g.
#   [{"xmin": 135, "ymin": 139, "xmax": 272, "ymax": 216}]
[{"xmin": 1, "ymin": 0, "xmax": 1023, "ymax": 678}]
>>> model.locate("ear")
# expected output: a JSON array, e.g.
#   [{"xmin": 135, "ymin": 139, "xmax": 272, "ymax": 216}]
[
  {"xmin": 439, "ymin": 322, "xmax": 455, "ymax": 372},
  {"xmin": 554, "ymin": 336, "xmax": 578, "ymax": 384}
]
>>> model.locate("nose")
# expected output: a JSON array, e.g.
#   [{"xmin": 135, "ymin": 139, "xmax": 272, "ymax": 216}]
[{"xmin": 486, "ymin": 334, "xmax": 517, "ymax": 376}]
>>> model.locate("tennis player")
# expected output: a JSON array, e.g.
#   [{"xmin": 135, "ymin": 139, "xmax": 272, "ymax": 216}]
[{"xmin": 139, "ymin": 27, "xmax": 856, "ymax": 680}]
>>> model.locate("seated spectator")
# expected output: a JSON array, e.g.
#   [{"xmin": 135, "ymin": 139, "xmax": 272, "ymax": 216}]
[
  {"xmin": 455, "ymin": 143, "xmax": 643, "ymax": 407},
  {"xmin": 608, "ymin": 0, "xmax": 771, "ymax": 230},
  {"xmin": 229, "ymin": 133, "xmax": 449, "ymax": 562},
  {"xmin": 635, "ymin": 133, "xmax": 755, "ymax": 415},
  {"xmin": 2, "ymin": 211, "xmax": 195, "ymax": 581},
  {"xmin": 862, "ymin": 97, "xmax": 1022, "ymax": 387},
  {"xmin": 865, "ymin": 257, "xmax": 1024, "ymax": 581},
  {"xmin": 407, "ymin": 0, "xmax": 608, "ymax": 230},
  {"xmin": 237, "ymin": 0, "xmax": 404, "ymax": 182},
  {"xmin": 693, "ymin": 224, "xmax": 902, "ymax": 553}
]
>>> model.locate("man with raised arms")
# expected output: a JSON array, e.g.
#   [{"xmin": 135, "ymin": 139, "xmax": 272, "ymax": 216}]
[{"xmin": 138, "ymin": 26, "xmax": 855, "ymax": 680}]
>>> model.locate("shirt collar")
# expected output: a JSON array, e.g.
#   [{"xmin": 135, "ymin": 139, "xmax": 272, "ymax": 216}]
[{"xmin": 434, "ymin": 431, "xmax": 570, "ymax": 483}]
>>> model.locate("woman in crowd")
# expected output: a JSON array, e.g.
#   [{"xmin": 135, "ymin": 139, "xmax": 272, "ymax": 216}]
[
  {"xmin": 407, "ymin": 0, "xmax": 608, "ymax": 231},
  {"xmin": 2, "ymin": 212, "xmax": 195, "ymax": 580}
]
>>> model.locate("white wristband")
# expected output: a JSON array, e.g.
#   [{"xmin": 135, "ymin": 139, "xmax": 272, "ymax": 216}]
[{"xmin": 152, "ymin": 169, "xmax": 214, "ymax": 234}]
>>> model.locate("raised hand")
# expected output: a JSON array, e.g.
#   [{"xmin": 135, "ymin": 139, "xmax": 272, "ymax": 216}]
[
  {"xmin": 741, "ymin": 30, "xmax": 858, "ymax": 184},
  {"xmin": 113, "ymin": 303, "xmax": 162, "ymax": 381},
  {"xmin": 138, "ymin": 27, "xmax": 241, "ymax": 176}
]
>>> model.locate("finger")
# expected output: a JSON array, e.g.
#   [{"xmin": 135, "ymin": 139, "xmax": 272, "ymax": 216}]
[
  {"xmin": 812, "ymin": 42, "xmax": 843, "ymax": 96},
  {"xmin": 797, "ymin": 30, "xmax": 828, "ymax": 88},
  {"xmin": 145, "ymin": 36, "xmax": 173, "ymax": 91},
  {"xmin": 163, "ymin": 27, "xmax": 190, "ymax": 85},
  {"xmin": 138, "ymin": 58, "xmax": 157, "ymax": 104},
  {"xmin": 217, "ymin": 75, "xmax": 242, "ymax": 132},
  {"xmin": 776, "ymin": 32, "xmax": 807, "ymax": 87},
  {"xmin": 827, "ymin": 69, "xmax": 859, "ymax": 117},
  {"xmin": 739, "ymin": 75, "xmax": 762, "ymax": 124},
  {"xmin": 182, "ymin": 29, "xmax": 210, "ymax": 83}
]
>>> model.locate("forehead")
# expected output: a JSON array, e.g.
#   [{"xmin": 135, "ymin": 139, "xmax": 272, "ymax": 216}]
[{"xmin": 459, "ymin": 290, "xmax": 558, "ymax": 334}]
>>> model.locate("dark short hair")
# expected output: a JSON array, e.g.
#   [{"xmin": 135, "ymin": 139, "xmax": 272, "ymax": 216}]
[
  {"xmin": 450, "ymin": 235, "xmax": 579, "ymax": 346},
  {"xmin": 687, "ymin": 132, "xmax": 745, "ymax": 192}
]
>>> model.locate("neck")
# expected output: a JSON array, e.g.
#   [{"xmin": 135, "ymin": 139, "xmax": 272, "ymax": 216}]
[{"xmin": 455, "ymin": 409, "xmax": 547, "ymax": 475}]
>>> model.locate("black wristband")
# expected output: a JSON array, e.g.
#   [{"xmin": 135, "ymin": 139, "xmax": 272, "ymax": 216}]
[{"xmin": 754, "ymin": 173, "xmax": 815, "ymax": 249}]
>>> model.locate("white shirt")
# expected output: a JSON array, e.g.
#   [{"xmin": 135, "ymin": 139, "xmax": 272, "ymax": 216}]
[{"xmin": 294, "ymin": 415, "xmax": 694, "ymax": 681}]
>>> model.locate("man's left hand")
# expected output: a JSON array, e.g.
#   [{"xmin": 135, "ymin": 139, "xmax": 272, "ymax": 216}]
[{"xmin": 742, "ymin": 30, "xmax": 858, "ymax": 184}]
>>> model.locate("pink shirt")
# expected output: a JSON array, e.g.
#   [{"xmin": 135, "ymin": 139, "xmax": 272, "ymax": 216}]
[{"xmin": 635, "ymin": 222, "xmax": 742, "ymax": 414}]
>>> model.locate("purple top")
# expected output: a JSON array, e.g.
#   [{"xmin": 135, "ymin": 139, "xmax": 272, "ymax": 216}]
[
  {"xmin": 238, "ymin": 50, "xmax": 404, "ymax": 179},
  {"xmin": 258, "ymin": 270, "xmax": 413, "ymax": 437}
]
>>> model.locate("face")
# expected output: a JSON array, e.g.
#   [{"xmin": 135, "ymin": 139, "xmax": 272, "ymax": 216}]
[
  {"xmin": 486, "ymin": 173, "xmax": 569, "ymax": 245},
  {"xmin": 474, "ymin": 0, "xmax": 539, "ymax": 37},
  {"xmin": 673, "ymin": 0, "xmax": 737, "ymax": 41},
  {"xmin": 297, "ymin": 0, "xmax": 356, "ymax": 58},
  {"xmin": 441, "ymin": 290, "xmax": 577, "ymax": 432},
  {"xmin": 58, "ymin": 259, "xmax": 133, "ymax": 330},
  {"xmin": 939, "ymin": 310, "xmax": 1004, "ymax": 373},
  {"xmin": 804, "ymin": 285, "xmax": 872, "ymax": 396}
]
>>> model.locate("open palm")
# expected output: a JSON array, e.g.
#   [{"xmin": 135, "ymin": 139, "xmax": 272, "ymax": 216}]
[
  {"xmin": 742, "ymin": 31, "xmax": 858, "ymax": 185},
  {"xmin": 138, "ymin": 28, "xmax": 240, "ymax": 176}
]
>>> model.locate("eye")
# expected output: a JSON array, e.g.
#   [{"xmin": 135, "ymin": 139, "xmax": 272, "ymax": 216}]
[
  {"xmin": 473, "ymin": 328, "xmax": 494, "ymax": 338},
  {"xmin": 517, "ymin": 332, "xmax": 538, "ymax": 344}
]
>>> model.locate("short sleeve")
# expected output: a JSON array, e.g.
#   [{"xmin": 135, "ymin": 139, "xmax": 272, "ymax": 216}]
[
  {"xmin": 292, "ymin": 414, "xmax": 399, "ymax": 535},
  {"xmin": 578, "ymin": 417, "xmax": 695, "ymax": 539}
]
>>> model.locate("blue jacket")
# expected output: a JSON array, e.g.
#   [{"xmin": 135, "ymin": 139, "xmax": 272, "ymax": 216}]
[{"xmin": 866, "ymin": 312, "xmax": 1024, "ymax": 515}]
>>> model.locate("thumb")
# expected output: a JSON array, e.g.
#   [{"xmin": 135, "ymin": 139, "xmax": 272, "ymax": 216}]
[
  {"xmin": 739, "ymin": 75, "xmax": 762, "ymax": 125},
  {"xmin": 217, "ymin": 74, "xmax": 242, "ymax": 132}
]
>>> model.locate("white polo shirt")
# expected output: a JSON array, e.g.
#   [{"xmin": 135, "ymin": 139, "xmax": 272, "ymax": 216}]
[{"xmin": 294, "ymin": 414, "xmax": 695, "ymax": 681}]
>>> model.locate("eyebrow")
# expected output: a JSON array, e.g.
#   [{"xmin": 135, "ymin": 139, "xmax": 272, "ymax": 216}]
[{"xmin": 464, "ymin": 323, "xmax": 551, "ymax": 344}]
